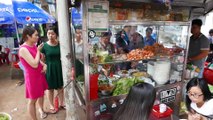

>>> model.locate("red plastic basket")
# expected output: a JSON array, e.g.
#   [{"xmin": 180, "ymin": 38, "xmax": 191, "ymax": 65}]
[
  {"xmin": 203, "ymin": 67, "xmax": 213, "ymax": 85},
  {"xmin": 152, "ymin": 104, "xmax": 173, "ymax": 118}
]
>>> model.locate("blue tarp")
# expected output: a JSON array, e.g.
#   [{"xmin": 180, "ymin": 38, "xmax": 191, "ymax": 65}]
[
  {"xmin": 0, "ymin": 0, "xmax": 55, "ymax": 24},
  {"xmin": 0, "ymin": 3, "xmax": 13, "ymax": 24},
  {"xmin": 72, "ymin": 7, "xmax": 82, "ymax": 27}
]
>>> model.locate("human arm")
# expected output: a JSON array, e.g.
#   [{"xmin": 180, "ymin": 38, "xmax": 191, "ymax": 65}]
[
  {"xmin": 188, "ymin": 37, "xmax": 209, "ymax": 61},
  {"xmin": 40, "ymin": 60, "xmax": 47, "ymax": 73},
  {"xmin": 188, "ymin": 50, "xmax": 209, "ymax": 61},
  {"xmin": 19, "ymin": 44, "xmax": 43, "ymax": 68},
  {"xmin": 40, "ymin": 46, "xmax": 46, "ymax": 73},
  {"xmin": 188, "ymin": 111, "xmax": 202, "ymax": 120},
  {"xmin": 40, "ymin": 43, "xmax": 46, "ymax": 62},
  {"xmin": 188, "ymin": 112, "xmax": 209, "ymax": 120},
  {"xmin": 187, "ymin": 106, "xmax": 211, "ymax": 120}
]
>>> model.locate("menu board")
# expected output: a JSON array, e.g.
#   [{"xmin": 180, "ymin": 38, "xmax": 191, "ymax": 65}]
[{"xmin": 88, "ymin": 1, "xmax": 109, "ymax": 32}]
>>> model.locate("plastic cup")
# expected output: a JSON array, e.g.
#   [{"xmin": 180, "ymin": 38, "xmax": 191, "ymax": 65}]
[{"xmin": 159, "ymin": 104, "xmax": 167, "ymax": 113}]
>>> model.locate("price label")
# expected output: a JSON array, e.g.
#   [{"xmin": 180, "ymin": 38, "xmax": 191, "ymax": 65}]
[{"xmin": 160, "ymin": 87, "xmax": 177, "ymax": 103}]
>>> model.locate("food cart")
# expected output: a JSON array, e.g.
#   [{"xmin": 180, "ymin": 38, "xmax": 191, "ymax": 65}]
[{"xmin": 72, "ymin": 0, "xmax": 213, "ymax": 120}]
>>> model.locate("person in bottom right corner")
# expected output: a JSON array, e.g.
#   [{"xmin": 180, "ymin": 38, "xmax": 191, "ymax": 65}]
[{"xmin": 185, "ymin": 78, "xmax": 213, "ymax": 120}]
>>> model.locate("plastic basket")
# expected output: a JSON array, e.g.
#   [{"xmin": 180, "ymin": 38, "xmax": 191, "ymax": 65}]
[
  {"xmin": 152, "ymin": 104, "xmax": 173, "ymax": 118},
  {"xmin": 203, "ymin": 67, "xmax": 213, "ymax": 85}
]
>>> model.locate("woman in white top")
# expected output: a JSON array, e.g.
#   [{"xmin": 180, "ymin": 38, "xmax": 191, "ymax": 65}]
[
  {"xmin": 185, "ymin": 78, "xmax": 213, "ymax": 120},
  {"xmin": 74, "ymin": 28, "xmax": 84, "ymax": 77},
  {"xmin": 75, "ymin": 29, "xmax": 83, "ymax": 59}
]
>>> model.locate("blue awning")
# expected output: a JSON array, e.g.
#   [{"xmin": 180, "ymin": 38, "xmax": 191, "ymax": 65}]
[{"xmin": 0, "ymin": 0, "xmax": 55, "ymax": 24}]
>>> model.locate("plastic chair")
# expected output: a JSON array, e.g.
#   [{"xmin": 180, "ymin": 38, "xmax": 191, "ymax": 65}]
[
  {"xmin": 0, "ymin": 56, "xmax": 2, "ymax": 65},
  {"xmin": 11, "ymin": 50, "xmax": 19, "ymax": 62}
]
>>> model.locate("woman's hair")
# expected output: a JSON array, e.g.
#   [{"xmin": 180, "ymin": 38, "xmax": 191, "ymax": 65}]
[
  {"xmin": 47, "ymin": 25, "xmax": 58, "ymax": 36},
  {"xmin": 209, "ymin": 29, "xmax": 213, "ymax": 34},
  {"xmin": 185, "ymin": 78, "xmax": 213, "ymax": 111},
  {"xmin": 113, "ymin": 82, "xmax": 156, "ymax": 120},
  {"xmin": 20, "ymin": 26, "xmax": 37, "ymax": 45}
]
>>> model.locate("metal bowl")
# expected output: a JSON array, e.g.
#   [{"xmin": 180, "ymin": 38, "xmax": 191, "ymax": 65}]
[
  {"xmin": 101, "ymin": 90, "xmax": 113, "ymax": 96},
  {"xmin": 99, "ymin": 84, "xmax": 115, "ymax": 96}
]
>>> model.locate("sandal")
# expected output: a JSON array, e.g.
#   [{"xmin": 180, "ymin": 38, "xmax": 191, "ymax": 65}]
[
  {"xmin": 40, "ymin": 112, "xmax": 48, "ymax": 119},
  {"xmin": 16, "ymin": 81, "xmax": 24, "ymax": 86},
  {"xmin": 60, "ymin": 105, "xmax": 66, "ymax": 110},
  {"xmin": 49, "ymin": 108, "xmax": 57, "ymax": 114}
]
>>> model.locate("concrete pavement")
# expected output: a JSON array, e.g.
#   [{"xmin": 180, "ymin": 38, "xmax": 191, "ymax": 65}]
[{"xmin": 0, "ymin": 64, "xmax": 66, "ymax": 120}]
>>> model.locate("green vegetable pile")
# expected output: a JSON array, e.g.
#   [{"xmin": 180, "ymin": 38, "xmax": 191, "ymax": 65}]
[
  {"xmin": 0, "ymin": 114, "xmax": 9, "ymax": 120},
  {"xmin": 104, "ymin": 55, "xmax": 113, "ymax": 62},
  {"xmin": 113, "ymin": 77, "xmax": 144, "ymax": 96},
  {"xmin": 98, "ymin": 79, "xmax": 109, "ymax": 85},
  {"xmin": 186, "ymin": 64, "xmax": 194, "ymax": 70},
  {"xmin": 76, "ymin": 75, "xmax": 84, "ymax": 82}
]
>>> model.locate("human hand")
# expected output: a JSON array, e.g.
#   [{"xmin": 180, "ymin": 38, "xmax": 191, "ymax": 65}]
[
  {"xmin": 187, "ymin": 58, "xmax": 193, "ymax": 63},
  {"xmin": 101, "ymin": 68, "xmax": 108, "ymax": 76},
  {"xmin": 37, "ymin": 43, "xmax": 44, "ymax": 51},
  {"xmin": 191, "ymin": 113, "xmax": 202, "ymax": 120},
  {"xmin": 41, "ymin": 64, "xmax": 47, "ymax": 73}
]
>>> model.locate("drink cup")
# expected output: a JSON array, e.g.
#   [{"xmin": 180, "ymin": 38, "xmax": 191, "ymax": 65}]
[{"xmin": 159, "ymin": 104, "xmax": 167, "ymax": 113}]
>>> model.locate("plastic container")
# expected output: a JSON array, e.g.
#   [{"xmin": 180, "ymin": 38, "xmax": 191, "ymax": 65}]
[
  {"xmin": 152, "ymin": 104, "xmax": 173, "ymax": 118},
  {"xmin": 90, "ymin": 74, "xmax": 99, "ymax": 100},
  {"xmin": 153, "ymin": 60, "xmax": 171, "ymax": 85},
  {"xmin": 203, "ymin": 67, "xmax": 213, "ymax": 85},
  {"xmin": 147, "ymin": 61, "xmax": 155, "ymax": 77}
]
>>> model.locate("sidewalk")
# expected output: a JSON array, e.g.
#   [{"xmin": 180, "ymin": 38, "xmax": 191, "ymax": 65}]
[{"xmin": 0, "ymin": 64, "xmax": 66, "ymax": 120}]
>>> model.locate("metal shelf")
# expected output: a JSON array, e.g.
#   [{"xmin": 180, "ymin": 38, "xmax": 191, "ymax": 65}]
[
  {"xmin": 90, "ymin": 54, "xmax": 182, "ymax": 65},
  {"xmin": 109, "ymin": 20, "xmax": 190, "ymax": 26}
]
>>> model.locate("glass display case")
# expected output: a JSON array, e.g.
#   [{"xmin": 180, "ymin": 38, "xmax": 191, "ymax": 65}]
[{"xmin": 73, "ymin": 1, "xmax": 192, "ymax": 120}]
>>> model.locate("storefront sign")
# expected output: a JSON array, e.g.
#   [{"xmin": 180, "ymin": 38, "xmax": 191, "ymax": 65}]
[
  {"xmin": 87, "ymin": 1, "xmax": 108, "ymax": 32},
  {"xmin": 160, "ymin": 87, "xmax": 177, "ymax": 103}
]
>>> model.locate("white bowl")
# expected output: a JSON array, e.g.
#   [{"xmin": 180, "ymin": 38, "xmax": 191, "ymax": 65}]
[{"xmin": 0, "ymin": 112, "xmax": 12, "ymax": 120}]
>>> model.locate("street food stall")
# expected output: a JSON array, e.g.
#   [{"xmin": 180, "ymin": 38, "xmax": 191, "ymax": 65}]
[{"xmin": 72, "ymin": 0, "xmax": 213, "ymax": 120}]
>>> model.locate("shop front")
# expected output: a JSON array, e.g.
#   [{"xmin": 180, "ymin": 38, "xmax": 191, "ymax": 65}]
[{"xmin": 71, "ymin": 0, "xmax": 213, "ymax": 120}]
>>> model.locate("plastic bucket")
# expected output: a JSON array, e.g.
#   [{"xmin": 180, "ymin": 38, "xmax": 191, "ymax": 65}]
[{"xmin": 203, "ymin": 68, "xmax": 213, "ymax": 85}]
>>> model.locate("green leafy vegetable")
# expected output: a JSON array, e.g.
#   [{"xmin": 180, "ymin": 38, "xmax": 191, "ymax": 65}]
[
  {"xmin": 104, "ymin": 55, "xmax": 113, "ymax": 62},
  {"xmin": 112, "ymin": 77, "xmax": 144, "ymax": 96},
  {"xmin": 0, "ymin": 114, "xmax": 9, "ymax": 120},
  {"xmin": 76, "ymin": 75, "xmax": 84, "ymax": 82}
]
